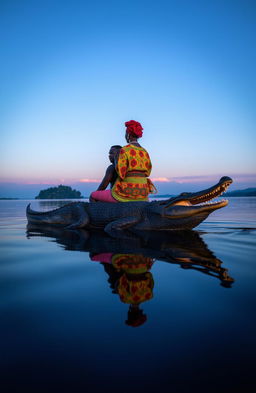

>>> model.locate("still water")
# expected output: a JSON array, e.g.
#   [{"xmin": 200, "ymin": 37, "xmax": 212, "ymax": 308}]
[{"xmin": 0, "ymin": 198, "xmax": 256, "ymax": 392}]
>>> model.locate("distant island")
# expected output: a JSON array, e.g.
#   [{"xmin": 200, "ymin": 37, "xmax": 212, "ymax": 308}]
[
  {"xmin": 225, "ymin": 188, "xmax": 256, "ymax": 197},
  {"xmin": 35, "ymin": 185, "xmax": 83, "ymax": 199}
]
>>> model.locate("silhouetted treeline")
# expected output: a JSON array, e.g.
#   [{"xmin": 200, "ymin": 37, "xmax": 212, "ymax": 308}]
[{"xmin": 35, "ymin": 185, "xmax": 83, "ymax": 199}]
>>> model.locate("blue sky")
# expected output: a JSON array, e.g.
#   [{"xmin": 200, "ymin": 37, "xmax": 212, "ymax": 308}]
[{"xmin": 1, "ymin": 0, "xmax": 255, "ymax": 197}]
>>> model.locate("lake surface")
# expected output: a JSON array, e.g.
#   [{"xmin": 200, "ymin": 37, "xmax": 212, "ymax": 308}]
[{"xmin": 1, "ymin": 198, "xmax": 256, "ymax": 393}]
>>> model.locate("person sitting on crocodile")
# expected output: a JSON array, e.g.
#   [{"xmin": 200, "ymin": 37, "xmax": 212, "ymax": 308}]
[
  {"xmin": 90, "ymin": 145, "xmax": 122, "ymax": 202},
  {"xmin": 90, "ymin": 120, "xmax": 157, "ymax": 202}
]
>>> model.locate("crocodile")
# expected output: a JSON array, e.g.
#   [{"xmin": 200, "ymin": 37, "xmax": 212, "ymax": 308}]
[
  {"xmin": 26, "ymin": 176, "xmax": 233, "ymax": 232},
  {"xmin": 26, "ymin": 226, "xmax": 234, "ymax": 287}
]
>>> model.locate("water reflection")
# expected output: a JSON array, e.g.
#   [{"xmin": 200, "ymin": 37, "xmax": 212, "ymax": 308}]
[
  {"xmin": 27, "ymin": 226, "xmax": 234, "ymax": 325},
  {"xmin": 93, "ymin": 253, "xmax": 154, "ymax": 327}
]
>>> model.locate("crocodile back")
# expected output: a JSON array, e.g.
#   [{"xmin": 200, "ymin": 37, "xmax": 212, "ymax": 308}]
[{"xmin": 87, "ymin": 202, "xmax": 149, "ymax": 228}]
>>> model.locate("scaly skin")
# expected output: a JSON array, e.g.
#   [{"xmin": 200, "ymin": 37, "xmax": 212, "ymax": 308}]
[{"xmin": 26, "ymin": 176, "xmax": 233, "ymax": 231}]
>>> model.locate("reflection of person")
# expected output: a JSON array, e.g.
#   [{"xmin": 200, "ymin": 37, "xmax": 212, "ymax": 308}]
[
  {"xmin": 90, "ymin": 120, "xmax": 156, "ymax": 202},
  {"xmin": 126, "ymin": 305, "xmax": 147, "ymax": 327},
  {"xmin": 111, "ymin": 254, "xmax": 154, "ymax": 303},
  {"xmin": 90, "ymin": 145, "xmax": 121, "ymax": 202},
  {"xmin": 91, "ymin": 252, "xmax": 154, "ymax": 327}
]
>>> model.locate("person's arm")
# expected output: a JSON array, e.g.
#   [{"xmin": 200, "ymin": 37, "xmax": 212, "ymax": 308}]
[
  {"xmin": 97, "ymin": 165, "xmax": 116, "ymax": 190},
  {"xmin": 115, "ymin": 148, "xmax": 128, "ymax": 179}
]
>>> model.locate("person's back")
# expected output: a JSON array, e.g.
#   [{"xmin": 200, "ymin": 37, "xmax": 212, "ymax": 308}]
[
  {"xmin": 111, "ymin": 143, "xmax": 154, "ymax": 201},
  {"xmin": 111, "ymin": 120, "xmax": 156, "ymax": 202},
  {"xmin": 90, "ymin": 120, "xmax": 156, "ymax": 202}
]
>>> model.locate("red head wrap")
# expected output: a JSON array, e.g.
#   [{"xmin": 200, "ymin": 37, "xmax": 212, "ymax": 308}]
[
  {"xmin": 125, "ymin": 120, "xmax": 143, "ymax": 138},
  {"xmin": 125, "ymin": 306, "xmax": 147, "ymax": 327}
]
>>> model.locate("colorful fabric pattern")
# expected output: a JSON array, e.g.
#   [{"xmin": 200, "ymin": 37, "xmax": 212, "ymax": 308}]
[
  {"xmin": 117, "ymin": 272, "xmax": 154, "ymax": 305},
  {"xmin": 112, "ymin": 254, "xmax": 154, "ymax": 305},
  {"xmin": 111, "ymin": 253, "xmax": 154, "ymax": 273},
  {"xmin": 111, "ymin": 144, "xmax": 157, "ymax": 201}
]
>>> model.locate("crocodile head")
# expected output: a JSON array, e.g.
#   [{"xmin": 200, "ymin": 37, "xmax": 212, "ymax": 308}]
[{"xmin": 153, "ymin": 176, "xmax": 233, "ymax": 227}]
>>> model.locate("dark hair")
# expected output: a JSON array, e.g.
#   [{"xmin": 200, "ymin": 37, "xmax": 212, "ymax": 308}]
[{"xmin": 111, "ymin": 145, "xmax": 122, "ymax": 150}]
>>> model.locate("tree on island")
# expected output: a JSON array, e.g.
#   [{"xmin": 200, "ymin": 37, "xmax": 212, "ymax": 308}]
[{"xmin": 35, "ymin": 185, "xmax": 83, "ymax": 199}]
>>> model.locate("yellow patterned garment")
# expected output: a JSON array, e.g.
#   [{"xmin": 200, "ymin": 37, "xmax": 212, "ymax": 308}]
[
  {"xmin": 111, "ymin": 254, "xmax": 154, "ymax": 273},
  {"xmin": 117, "ymin": 272, "xmax": 154, "ymax": 305},
  {"xmin": 111, "ymin": 144, "xmax": 157, "ymax": 201},
  {"xmin": 112, "ymin": 254, "xmax": 154, "ymax": 305}
]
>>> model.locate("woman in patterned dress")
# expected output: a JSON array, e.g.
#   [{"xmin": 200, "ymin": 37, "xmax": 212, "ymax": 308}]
[{"xmin": 90, "ymin": 120, "xmax": 156, "ymax": 202}]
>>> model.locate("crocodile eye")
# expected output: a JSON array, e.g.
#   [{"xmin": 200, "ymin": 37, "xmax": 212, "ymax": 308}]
[{"xmin": 180, "ymin": 192, "xmax": 188, "ymax": 196}]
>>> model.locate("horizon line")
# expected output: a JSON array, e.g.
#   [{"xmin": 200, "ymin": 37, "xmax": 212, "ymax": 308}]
[{"xmin": 0, "ymin": 173, "xmax": 256, "ymax": 185}]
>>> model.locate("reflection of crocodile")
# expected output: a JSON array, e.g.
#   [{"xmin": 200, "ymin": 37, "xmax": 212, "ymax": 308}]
[
  {"xmin": 26, "ymin": 225, "xmax": 234, "ymax": 287},
  {"xmin": 26, "ymin": 177, "xmax": 232, "ymax": 231}
]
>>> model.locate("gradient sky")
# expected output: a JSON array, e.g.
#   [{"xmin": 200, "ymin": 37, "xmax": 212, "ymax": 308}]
[{"xmin": 1, "ymin": 0, "xmax": 256, "ymax": 196}]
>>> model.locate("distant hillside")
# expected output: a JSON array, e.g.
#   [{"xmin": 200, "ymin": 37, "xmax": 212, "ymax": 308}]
[
  {"xmin": 149, "ymin": 194, "xmax": 175, "ymax": 198},
  {"xmin": 225, "ymin": 188, "xmax": 256, "ymax": 197},
  {"xmin": 35, "ymin": 185, "xmax": 83, "ymax": 199},
  {"xmin": 0, "ymin": 197, "xmax": 19, "ymax": 200}
]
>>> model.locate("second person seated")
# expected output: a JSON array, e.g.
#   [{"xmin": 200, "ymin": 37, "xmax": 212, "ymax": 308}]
[{"xmin": 90, "ymin": 120, "xmax": 157, "ymax": 203}]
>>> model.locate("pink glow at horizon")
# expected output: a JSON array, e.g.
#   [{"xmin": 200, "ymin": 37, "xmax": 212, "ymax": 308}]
[
  {"xmin": 171, "ymin": 174, "xmax": 256, "ymax": 184},
  {"xmin": 151, "ymin": 177, "xmax": 170, "ymax": 182},
  {"xmin": 79, "ymin": 178, "xmax": 101, "ymax": 183},
  {"xmin": 1, "ymin": 173, "xmax": 255, "ymax": 186},
  {"xmin": 1, "ymin": 1, "xmax": 255, "ymax": 196}
]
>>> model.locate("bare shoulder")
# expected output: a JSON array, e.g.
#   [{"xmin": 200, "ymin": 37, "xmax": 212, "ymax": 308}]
[{"xmin": 106, "ymin": 164, "xmax": 115, "ymax": 174}]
